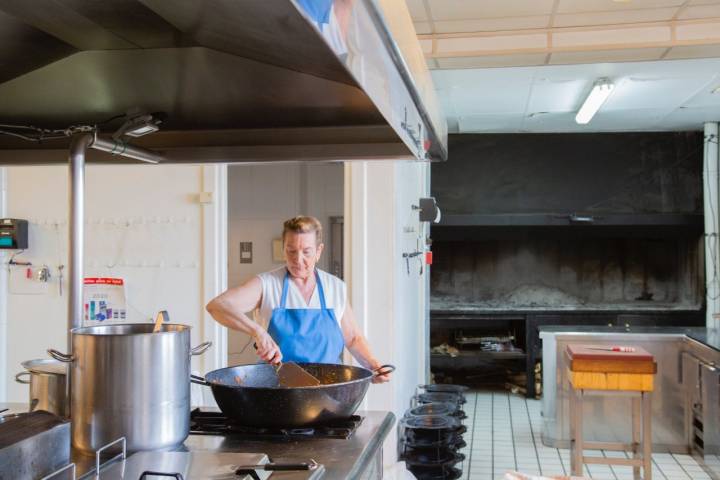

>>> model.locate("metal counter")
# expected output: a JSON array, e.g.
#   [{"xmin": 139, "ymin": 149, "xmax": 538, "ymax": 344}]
[{"xmin": 0, "ymin": 406, "xmax": 394, "ymax": 480}]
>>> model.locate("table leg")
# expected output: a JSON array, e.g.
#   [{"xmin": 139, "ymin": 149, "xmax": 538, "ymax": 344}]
[
  {"xmin": 574, "ymin": 389, "xmax": 584, "ymax": 476},
  {"xmin": 569, "ymin": 386, "xmax": 576, "ymax": 475},
  {"xmin": 632, "ymin": 395, "xmax": 641, "ymax": 480},
  {"xmin": 643, "ymin": 392, "xmax": 652, "ymax": 480}
]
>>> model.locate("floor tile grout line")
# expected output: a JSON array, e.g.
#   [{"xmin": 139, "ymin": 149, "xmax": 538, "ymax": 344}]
[
  {"xmin": 507, "ymin": 393, "xmax": 518, "ymax": 472},
  {"xmin": 492, "ymin": 392, "xmax": 495, "ymax": 479},
  {"xmin": 523, "ymin": 396, "xmax": 544, "ymax": 476},
  {"xmin": 556, "ymin": 442, "xmax": 568, "ymax": 475},
  {"xmin": 601, "ymin": 450, "xmax": 619, "ymax": 480},
  {"xmin": 651, "ymin": 454, "xmax": 669, "ymax": 480},
  {"xmin": 465, "ymin": 392, "xmax": 478, "ymax": 480},
  {"xmin": 670, "ymin": 452, "xmax": 694, "ymax": 480}
]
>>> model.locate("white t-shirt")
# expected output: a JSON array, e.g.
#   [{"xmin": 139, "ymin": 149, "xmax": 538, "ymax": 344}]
[{"xmin": 254, "ymin": 267, "xmax": 347, "ymax": 329}]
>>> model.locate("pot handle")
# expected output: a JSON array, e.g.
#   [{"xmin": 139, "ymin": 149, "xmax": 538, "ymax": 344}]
[
  {"xmin": 47, "ymin": 349, "xmax": 74, "ymax": 363},
  {"xmin": 190, "ymin": 374, "xmax": 210, "ymax": 386},
  {"xmin": 372, "ymin": 364, "xmax": 396, "ymax": 377},
  {"xmin": 15, "ymin": 372, "xmax": 31, "ymax": 384},
  {"xmin": 190, "ymin": 341, "xmax": 212, "ymax": 356}
]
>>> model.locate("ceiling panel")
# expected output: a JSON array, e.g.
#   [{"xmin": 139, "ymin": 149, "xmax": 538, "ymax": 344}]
[
  {"xmin": 553, "ymin": 8, "xmax": 677, "ymax": 27},
  {"xmin": 584, "ymin": 108, "xmax": 671, "ymax": 130},
  {"xmin": 549, "ymin": 47, "xmax": 667, "ymax": 64},
  {"xmin": 526, "ymin": 77, "xmax": 593, "ymax": 113},
  {"xmin": 458, "ymin": 113, "xmax": 526, "ymax": 133},
  {"xmin": 679, "ymin": 3, "xmax": 720, "ymax": 18},
  {"xmin": 604, "ymin": 75, "xmax": 713, "ymax": 110},
  {"xmin": 432, "ymin": 16, "xmax": 550, "ymax": 34},
  {"xmin": 405, "ymin": 0, "xmax": 428, "ymax": 21},
  {"xmin": 435, "ymin": 53, "xmax": 547, "ymax": 69},
  {"xmin": 557, "ymin": 0, "xmax": 685, "ymax": 14},
  {"xmin": 427, "ymin": 0, "xmax": 555, "ymax": 21},
  {"xmin": 446, "ymin": 73, "xmax": 534, "ymax": 115},
  {"xmin": 665, "ymin": 44, "xmax": 720, "ymax": 59},
  {"xmin": 688, "ymin": 0, "xmax": 720, "ymax": 5},
  {"xmin": 662, "ymin": 106, "xmax": 720, "ymax": 128},
  {"xmin": 413, "ymin": 22, "xmax": 433, "ymax": 34}
]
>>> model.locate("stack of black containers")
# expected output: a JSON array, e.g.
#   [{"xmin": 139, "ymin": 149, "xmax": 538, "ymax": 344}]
[{"xmin": 398, "ymin": 384, "xmax": 469, "ymax": 479}]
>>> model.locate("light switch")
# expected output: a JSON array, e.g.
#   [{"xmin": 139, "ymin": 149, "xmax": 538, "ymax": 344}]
[{"xmin": 240, "ymin": 242, "xmax": 253, "ymax": 264}]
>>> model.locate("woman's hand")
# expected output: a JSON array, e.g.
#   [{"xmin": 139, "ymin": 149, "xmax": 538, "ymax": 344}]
[
  {"xmin": 370, "ymin": 361, "xmax": 392, "ymax": 384},
  {"xmin": 254, "ymin": 330, "xmax": 282, "ymax": 365}
]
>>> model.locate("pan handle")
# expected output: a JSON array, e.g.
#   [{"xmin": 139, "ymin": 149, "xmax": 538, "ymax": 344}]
[
  {"xmin": 190, "ymin": 341, "xmax": 212, "ymax": 356},
  {"xmin": 15, "ymin": 372, "xmax": 31, "ymax": 384},
  {"xmin": 48, "ymin": 349, "xmax": 74, "ymax": 363},
  {"xmin": 373, "ymin": 364, "xmax": 396, "ymax": 377},
  {"xmin": 190, "ymin": 374, "xmax": 210, "ymax": 386}
]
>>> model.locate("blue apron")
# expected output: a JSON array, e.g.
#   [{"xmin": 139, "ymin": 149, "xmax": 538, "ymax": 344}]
[{"xmin": 267, "ymin": 270, "xmax": 345, "ymax": 363}]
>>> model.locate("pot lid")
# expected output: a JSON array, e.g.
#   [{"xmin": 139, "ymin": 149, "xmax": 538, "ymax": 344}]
[{"xmin": 20, "ymin": 359, "xmax": 67, "ymax": 375}]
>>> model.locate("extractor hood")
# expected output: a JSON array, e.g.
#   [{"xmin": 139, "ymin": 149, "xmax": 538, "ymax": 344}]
[{"xmin": 0, "ymin": 0, "xmax": 447, "ymax": 164}]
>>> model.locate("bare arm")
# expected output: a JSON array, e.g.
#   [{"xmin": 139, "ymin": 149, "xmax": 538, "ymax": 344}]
[
  {"xmin": 340, "ymin": 303, "xmax": 392, "ymax": 383},
  {"xmin": 205, "ymin": 277, "xmax": 281, "ymax": 364}
]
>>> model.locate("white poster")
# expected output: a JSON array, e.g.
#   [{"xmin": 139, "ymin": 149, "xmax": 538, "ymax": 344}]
[{"xmin": 83, "ymin": 277, "xmax": 127, "ymax": 325}]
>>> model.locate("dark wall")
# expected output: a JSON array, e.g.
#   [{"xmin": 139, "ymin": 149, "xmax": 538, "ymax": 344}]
[
  {"xmin": 430, "ymin": 236, "xmax": 702, "ymax": 311},
  {"xmin": 431, "ymin": 132, "xmax": 703, "ymax": 215}
]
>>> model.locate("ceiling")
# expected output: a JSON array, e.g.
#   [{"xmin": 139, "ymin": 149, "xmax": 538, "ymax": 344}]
[
  {"xmin": 433, "ymin": 57, "xmax": 720, "ymax": 133},
  {"xmin": 405, "ymin": 0, "xmax": 720, "ymax": 132}
]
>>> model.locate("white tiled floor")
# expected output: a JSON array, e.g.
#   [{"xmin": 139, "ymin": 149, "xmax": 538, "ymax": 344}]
[{"xmin": 458, "ymin": 391, "xmax": 717, "ymax": 480}]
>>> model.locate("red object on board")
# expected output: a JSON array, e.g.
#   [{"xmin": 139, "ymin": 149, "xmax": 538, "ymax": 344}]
[
  {"xmin": 567, "ymin": 344, "xmax": 653, "ymax": 362},
  {"xmin": 425, "ymin": 251, "xmax": 433, "ymax": 265}
]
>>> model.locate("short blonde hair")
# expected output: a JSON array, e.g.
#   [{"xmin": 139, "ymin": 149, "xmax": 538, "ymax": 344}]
[{"xmin": 282, "ymin": 216, "xmax": 323, "ymax": 244}]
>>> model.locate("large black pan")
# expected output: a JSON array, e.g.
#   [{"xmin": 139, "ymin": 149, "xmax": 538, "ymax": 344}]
[{"xmin": 191, "ymin": 363, "xmax": 395, "ymax": 428}]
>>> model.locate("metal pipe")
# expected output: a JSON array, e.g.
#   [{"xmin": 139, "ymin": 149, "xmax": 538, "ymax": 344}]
[
  {"xmin": 704, "ymin": 122, "xmax": 719, "ymax": 329},
  {"xmin": 91, "ymin": 136, "xmax": 162, "ymax": 164},
  {"xmin": 68, "ymin": 134, "xmax": 92, "ymax": 340},
  {"xmin": 67, "ymin": 133, "xmax": 91, "ymax": 420}
]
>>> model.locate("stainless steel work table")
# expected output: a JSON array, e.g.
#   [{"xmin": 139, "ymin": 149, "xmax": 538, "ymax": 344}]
[
  {"xmin": 539, "ymin": 326, "xmax": 720, "ymax": 479},
  {"xmin": 0, "ymin": 405, "xmax": 395, "ymax": 480}
]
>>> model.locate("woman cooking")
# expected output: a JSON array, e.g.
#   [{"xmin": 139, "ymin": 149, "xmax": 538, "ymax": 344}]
[{"xmin": 206, "ymin": 215, "xmax": 392, "ymax": 383}]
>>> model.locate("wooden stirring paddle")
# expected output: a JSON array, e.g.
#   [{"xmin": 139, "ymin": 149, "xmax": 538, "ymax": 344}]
[{"xmin": 153, "ymin": 310, "xmax": 169, "ymax": 333}]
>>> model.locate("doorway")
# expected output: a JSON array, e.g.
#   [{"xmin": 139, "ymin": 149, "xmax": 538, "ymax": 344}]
[{"xmin": 225, "ymin": 163, "xmax": 344, "ymax": 366}]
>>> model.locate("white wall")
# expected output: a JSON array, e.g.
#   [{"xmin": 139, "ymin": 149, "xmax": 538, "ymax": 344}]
[
  {"xmin": 1, "ymin": 163, "xmax": 224, "ymax": 403},
  {"xmin": 227, "ymin": 163, "xmax": 344, "ymax": 365},
  {"xmin": 346, "ymin": 160, "xmax": 430, "ymax": 477}
]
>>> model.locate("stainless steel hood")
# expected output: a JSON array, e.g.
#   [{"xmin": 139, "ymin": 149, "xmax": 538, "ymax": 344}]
[{"xmin": 0, "ymin": 0, "xmax": 447, "ymax": 163}]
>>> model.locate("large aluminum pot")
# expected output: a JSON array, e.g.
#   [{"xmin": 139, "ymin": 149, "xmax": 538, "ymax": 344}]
[
  {"xmin": 15, "ymin": 359, "xmax": 68, "ymax": 417},
  {"xmin": 48, "ymin": 323, "xmax": 211, "ymax": 454}
]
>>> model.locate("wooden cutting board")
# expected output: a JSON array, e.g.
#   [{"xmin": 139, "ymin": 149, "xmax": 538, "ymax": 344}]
[{"xmin": 566, "ymin": 345, "xmax": 656, "ymax": 374}]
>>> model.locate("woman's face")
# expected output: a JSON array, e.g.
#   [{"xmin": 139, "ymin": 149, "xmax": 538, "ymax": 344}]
[{"xmin": 284, "ymin": 232, "xmax": 323, "ymax": 280}]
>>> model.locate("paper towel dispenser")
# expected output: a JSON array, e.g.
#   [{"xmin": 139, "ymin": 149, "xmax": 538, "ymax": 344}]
[{"xmin": 0, "ymin": 219, "xmax": 28, "ymax": 249}]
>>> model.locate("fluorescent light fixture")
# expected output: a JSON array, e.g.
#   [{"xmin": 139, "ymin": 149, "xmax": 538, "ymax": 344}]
[{"xmin": 575, "ymin": 78, "xmax": 614, "ymax": 125}]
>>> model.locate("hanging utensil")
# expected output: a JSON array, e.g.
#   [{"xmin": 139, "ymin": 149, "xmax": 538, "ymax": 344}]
[{"xmin": 153, "ymin": 310, "xmax": 169, "ymax": 333}]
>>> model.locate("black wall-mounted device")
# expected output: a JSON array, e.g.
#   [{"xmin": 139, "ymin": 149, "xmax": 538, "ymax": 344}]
[{"xmin": 0, "ymin": 218, "xmax": 28, "ymax": 249}]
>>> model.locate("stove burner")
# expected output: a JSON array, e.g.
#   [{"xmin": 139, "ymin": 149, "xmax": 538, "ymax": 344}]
[{"xmin": 190, "ymin": 408, "xmax": 363, "ymax": 440}]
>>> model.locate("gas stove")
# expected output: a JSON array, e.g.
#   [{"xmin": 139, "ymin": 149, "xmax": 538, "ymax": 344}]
[
  {"xmin": 97, "ymin": 451, "xmax": 325, "ymax": 479},
  {"xmin": 190, "ymin": 408, "xmax": 364, "ymax": 440}
]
